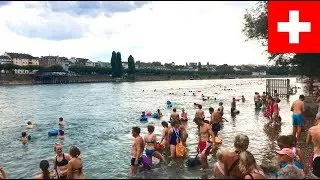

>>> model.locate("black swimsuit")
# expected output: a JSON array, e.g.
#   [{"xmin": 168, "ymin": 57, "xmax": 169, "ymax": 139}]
[{"xmin": 55, "ymin": 153, "xmax": 69, "ymax": 179}]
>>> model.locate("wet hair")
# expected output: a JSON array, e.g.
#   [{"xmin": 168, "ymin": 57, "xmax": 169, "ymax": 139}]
[
  {"xmin": 238, "ymin": 151, "xmax": 258, "ymax": 175},
  {"xmin": 263, "ymin": 92, "xmax": 266, "ymax": 94},
  {"xmin": 22, "ymin": 132, "xmax": 27, "ymax": 137},
  {"xmin": 209, "ymin": 107, "xmax": 214, "ymax": 112},
  {"xmin": 142, "ymin": 111, "xmax": 145, "ymax": 115},
  {"xmin": 54, "ymin": 143, "xmax": 62, "ymax": 152},
  {"xmin": 173, "ymin": 108, "xmax": 177, "ymax": 112},
  {"xmin": 299, "ymin": 95, "xmax": 305, "ymax": 100},
  {"xmin": 58, "ymin": 130, "xmax": 64, "ymax": 136},
  {"xmin": 274, "ymin": 90, "xmax": 277, "ymax": 93},
  {"xmin": 271, "ymin": 98, "xmax": 275, "ymax": 102},
  {"xmin": 198, "ymin": 105, "xmax": 202, "ymax": 109},
  {"xmin": 278, "ymin": 164, "xmax": 304, "ymax": 179},
  {"xmin": 59, "ymin": 117, "xmax": 63, "ymax": 121},
  {"xmin": 147, "ymin": 125, "xmax": 155, "ymax": 133},
  {"xmin": 233, "ymin": 97, "xmax": 236, "ymax": 100},
  {"xmin": 161, "ymin": 121, "xmax": 168, "ymax": 128},
  {"xmin": 287, "ymin": 135, "xmax": 297, "ymax": 147},
  {"xmin": 27, "ymin": 121, "xmax": 32, "ymax": 125},
  {"xmin": 39, "ymin": 160, "xmax": 50, "ymax": 179},
  {"xmin": 234, "ymin": 134, "xmax": 249, "ymax": 152},
  {"xmin": 157, "ymin": 109, "xmax": 160, "ymax": 112},
  {"xmin": 69, "ymin": 146, "xmax": 81, "ymax": 158},
  {"xmin": 277, "ymin": 135, "xmax": 291, "ymax": 149},
  {"xmin": 132, "ymin": 126, "xmax": 141, "ymax": 135},
  {"xmin": 219, "ymin": 102, "xmax": 223, "ymax": 106}
]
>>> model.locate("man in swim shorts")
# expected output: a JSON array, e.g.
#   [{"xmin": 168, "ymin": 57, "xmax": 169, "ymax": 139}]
[
  {"xmin": 130, "ymin": 127, "xmax": 145, "ymax": 177},
  {"xmin": 170, "ymin": 108, "xmax": 180, "ymax": 123},
  {"xmin": 195, "ymin": 118, "xmax": 216, "ymax": 170},
  {"xmin": 306, "ymin": 122, "xmax": 320, "ymax": 178},
  {"xmin": 218, "ymin": 102, "xmax": 224, "ymax": 117},
  {"xmin": 210, "ymin": 108, "xmax": 222, "ymax": 137},
  {"xmin": 231, "ymin": 98, "xmax": 236, "ymax": 114},
  {"xmin": 291, "ymin": 95, "xmax": 305, "ymax": 139},
  {"xmin": 195, "ymin": 105, "xmax": 205, "ymax": 120},
  {"xmin": 261, "ymin": 92, "xmax": 267, "ymax": 106}
]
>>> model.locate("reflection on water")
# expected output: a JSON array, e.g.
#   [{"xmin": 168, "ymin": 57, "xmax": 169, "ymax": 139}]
[{"xmin": 0, "ymin": 78, "xmax": 302, "ymax": 178}]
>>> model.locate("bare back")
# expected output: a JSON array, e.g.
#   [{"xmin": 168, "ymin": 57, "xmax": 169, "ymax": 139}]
[
  {"xmin": 131, "ymin": 136, "xmax": 144, "ymax": 157},
  {"xmin": 171, "ymin": 112, "xmax": 180, "ymax": 121},
  {"xmin": 291, "ymin": 100, "xmax": 305, "ymax": 114}
]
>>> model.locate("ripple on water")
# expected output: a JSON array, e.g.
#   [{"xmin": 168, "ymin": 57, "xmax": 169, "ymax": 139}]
[{"xmin": 0, "ymin": 78, "xmax": 303, "ymax": 178}]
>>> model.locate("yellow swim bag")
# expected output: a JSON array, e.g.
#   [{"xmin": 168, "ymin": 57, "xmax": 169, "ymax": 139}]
[{"xmin": 176, "ymin": 141, "xmax": 186, "ymax": 157}]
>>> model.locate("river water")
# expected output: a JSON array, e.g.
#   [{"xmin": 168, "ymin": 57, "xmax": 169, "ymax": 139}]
[{"xmin": 0, "ymin": 78, "xmax": 303, "ymax": 179}]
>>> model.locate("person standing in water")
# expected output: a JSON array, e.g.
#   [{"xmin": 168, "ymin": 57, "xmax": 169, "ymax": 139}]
[
  {"xmin": 144, "ymin": 125, "xmax": 165, "ymax": 163},
  {"xmin": 195, "ymin": 118, "xmax": 216, "ymax": 170},
  {"xmin": 160, "ymin": 121, "xmax": 170, "ymax": 150},
  {"xmin": 34, "ymin": 160, "xmax": 55, "ymax": 179},
  {"xmin": 271, "ymin": 98, "xmax": 280, "ymax": 124},
  {"xmin": 210, "ymin": 108, "xmax": 222, "ymax": 137},
  {"xmin": 170, "ymin": 108, "xmax": 180, "ymax": 123},
  {"xmin": 291, "ymin": 95, "xmax": 305, "ymax": 139},
  {"xmin": 157, "ymin": 109, "xmax": 163, "ymax": 118},
  {"xmin": 241, "ymin": 95, "xmax": 245, "ymax": 103},
  {"xmin": 168, "ymin": 120, "xmax": 182, "ymax": 159},
  {"xmin": 261, "ymin": 92, "xmax": 267, "ymax": 106},
  {"xmin": 0, "ymin": 166, "xmax": 7, "ymax": 179},
  {"xmin": 218, "ymin": 102, "xmax": 224, "ymax": 117},
  {"xmin": 130, "ymin": 127, "xmax": 144, "ymax": 177},
  {"xmin": 53, "ymin": 143, "xmax": 71, "ymax": 179},
  {"xmin": 195, "ymin": 105, "xmax": 205, "ymax": 120},
  {"xmin": 67, "ymin": 146, "xmax": 85, "ymax": 179},
  {"xmin": 254, "ymin": 92, "xmax": 259, "ymax": 108},
  {"xmin": 180, "ymin": 108, "xmax": 188, "ymax": 121},
  {"xmin": 231, "ymin": 98, "xmax": 237, "ymax": 114}
]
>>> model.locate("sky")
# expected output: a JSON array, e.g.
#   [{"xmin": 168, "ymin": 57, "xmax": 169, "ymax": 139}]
[{"xmin": 0, "ymin": 1, "xmax": 270, "ymax": 65}]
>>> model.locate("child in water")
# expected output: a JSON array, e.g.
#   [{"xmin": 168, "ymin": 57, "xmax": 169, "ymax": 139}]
[
  {"xmin": 57, "ymin": 130, "xmax": 65, "ymax": 139},
  {"xmin": 20, "ymin": 132, "xmax": 29, "ymax": 144},
  {"xmin": 58, "ymin": 117, "xmax": 65, "ymax": 127},
  {"xmin": 27, "ymin": 121, "xmax": 34, "ymax": 129}
]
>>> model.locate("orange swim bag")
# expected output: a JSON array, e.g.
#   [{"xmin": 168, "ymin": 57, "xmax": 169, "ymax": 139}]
[
  {"xmin": 155, "ymin": 142, "xmax": 164, "ymax": 152},
  {"xmin": 176, "ymin": 142, "xmax": 186, "ymax": 157}
]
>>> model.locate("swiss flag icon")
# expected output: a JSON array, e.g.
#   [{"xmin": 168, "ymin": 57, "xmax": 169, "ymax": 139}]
[{"xmin": 268, "ymin": 1, "xmax": 320, "ymax": 53}]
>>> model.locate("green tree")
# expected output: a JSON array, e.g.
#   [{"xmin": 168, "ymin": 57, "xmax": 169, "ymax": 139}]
[
  {"xmin": 111, "ymin": 51, "xmax": 117, "ymax": 77},
  {"xmin": 114, "ymin": 51, "xmax": 123, "ymax": 77},
  {"xmin": 186, "ymin": 62, "xmax": 188, "ymax": 67},
  {"xmin": 198, "ymin": 62, "xmax": 202, "ymax": 70},
  {"xmin": 242, "ymin": 1, "xmax": 320, "ymax": 78},
  {"xmin": 128, "ymin": 55, "xmax": 135, "ymax": 74}
]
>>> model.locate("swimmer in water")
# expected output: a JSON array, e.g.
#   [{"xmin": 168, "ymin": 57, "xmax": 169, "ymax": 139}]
[
  {"xmin": 195, "ymin": 105, "xmax": 205, "ymax": 120},
  {"xmin": 58, "ymin": 117, "xmax": 65, "ymax": 127},
  {"xmin": 20, "ymin": 132, "xmax": 28, "ymax": 144},
  {"xmin": 157, "ymin": 109, "xmax": 163, "ymax": 118},
  {"xmin": 0, "ymin": 166, "xmax": 7, "ymax": 179},
  {"xmin": 170, "ymin": 108, "xmax": 180, "ymax": 123},
  {"xmin": 193, "ymin": 93, "xmax": 196, "ymax": 96},
  {"xmin": 53, "ymin": 143, "xmax": 72, "ymax": 179},
  {"xmin": 34, "ymin": 160, "xmax": 55, "ymax": 179},
  {"xmin": 241, "ymin": 95, "xmax": 245, "ymax": 102},
  {"xmin": 57, "ymin": 130, "xmax": 65, "ymax": 139},
  {"xmin": 218, "ymin": 102, "xmax": 224, "ymax": 117},
  {"xmin": 27, "ymin": 121, "xmax": 34, "ymax": 129},
  {"xmin": 231, "ymin": 98, "xmax": 237, "ymax": 114}
]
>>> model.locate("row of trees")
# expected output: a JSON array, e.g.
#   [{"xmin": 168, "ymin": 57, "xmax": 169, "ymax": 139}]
[
  {"xmin": 243, "ymin": 1, "xmax": 320, "ymax": 79},
  {"xmin": 0, "ymin": 64, "xmax": 64, "ymax": 74},
  {"xmin": 110, "ymin": 51, "xmax": 136, "ymax": 77}
]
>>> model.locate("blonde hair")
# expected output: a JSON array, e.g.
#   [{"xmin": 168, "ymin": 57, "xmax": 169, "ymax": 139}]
[
  {"xmin": 54, "ymin": 143, "xmax": 62, "ymax": 152},
  {"xmin": 238, "ymin": 151, "xmax": 257, "ymax": 174},
  {"xmin": 216, "ymin": 149, "xmax": 225, "ymax": 161},
  {"xmin": 234, "ymin": 134, "xmax": 249, "ymax": 152}
]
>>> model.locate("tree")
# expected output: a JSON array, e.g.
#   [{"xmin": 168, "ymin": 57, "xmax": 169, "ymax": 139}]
[
  {"xmin": 186, "ymin": 62, "xmax": 188, "ymax": 67},
  {"xmin": 128, "ymin": 55, "xmax": 135, "ymax": 74},
  {"xmin": 242, "ymin": 1, "xmax": 320, "ymax": 78},
  {"xmin": 114, "ymin": 51, "xmax": 123, "ymax": 77},
  {"xmin": 111, "ymin": 51, "xmax": 116, "ymax": 77},
  {"xmin": 207, "ymin": 62, "xmax": 209, "ymax": 66},
  {"xmin": 198, "ymin": 62, "xmax": 202, "ymax": 71}
]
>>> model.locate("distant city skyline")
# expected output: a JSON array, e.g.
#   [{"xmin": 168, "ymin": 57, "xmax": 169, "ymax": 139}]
[{"xmin": 0, "ymin": 1, "xmax": 270, "ymax": 65}]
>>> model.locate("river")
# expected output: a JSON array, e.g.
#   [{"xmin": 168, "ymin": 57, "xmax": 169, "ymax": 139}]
[{"xmin": 0, "ymin": 78, "xmax": 303, "ymax": 178}]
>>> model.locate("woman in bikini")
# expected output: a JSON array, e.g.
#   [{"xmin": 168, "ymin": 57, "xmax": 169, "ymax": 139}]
[
  {"xmin": 67, "ymin": 146, "xmax": 85, "ymax": 179},
  {"xmin": 238, "ymin": 151, "xmax": 265, "ymax": 179},
  {"xmin": 53, "ymin": 144, "xmax": 71, "ymax": 179},
  {"xmin": 34, "ymin": 160, "xmax": 55, "ymax": 179},
  {"xmin": 144, "ymin": 125, "xmax": 165, "ymax": 163},
  {"xmin": 213, "ymin": 149, "xmax": 226, "ymax": 178}
]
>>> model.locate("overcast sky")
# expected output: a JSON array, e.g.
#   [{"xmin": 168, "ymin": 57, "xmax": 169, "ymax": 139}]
[{"xmin": 0, "ymin": 1, "xmax": 269, "ymax": 65}]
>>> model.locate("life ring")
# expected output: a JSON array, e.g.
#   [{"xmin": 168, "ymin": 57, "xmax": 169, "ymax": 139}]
[
  {"xmin": 27, "ymin": 135, "xmax": 32, "ymax": 140},
  {"xmin": 48, "ymin": 129, "xmax": 59, "ymax": 136}
]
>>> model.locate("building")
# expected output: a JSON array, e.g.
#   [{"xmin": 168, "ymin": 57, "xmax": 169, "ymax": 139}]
[
  {"xmin": 0, "ymin": 55, "xmax": 12, "ymax": 64},
  {"xmin": 86, "ymin": 61, "xmax": 95, "ymax": 67},
  {"xmin": 252, "ymin": 71, "xmax": 267, "ymax": 76},
  {"xmin": 56, "ymin": 57, "xmax": 70, "ymax": 71},
  {"xmin": 122, "ymin": 62, "xmax": 128, "ymax": 69},
  {"xmin": 39, "ymin": 56, "xmax": 58, "ymax": 67},
  {"xmin": 5, "ymin": 52, "xmax": 39, "ymax": 74}
]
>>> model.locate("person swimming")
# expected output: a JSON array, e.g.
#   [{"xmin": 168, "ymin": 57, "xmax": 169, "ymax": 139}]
[
  {"xmin": 58, "ymin": 117, "xmax": 65, "ymax": 127},
  {"xmin": 57, "ymin": 130, "xmax": 65, "ymax": 139},
  {"xmin": 20, "ymin": 132, "xmax": 29, "ymax": 144},
  {"xmin": 34, "ymin": 160, "xmax": 55, "ymax": 179},
  {"xmin": 27, "ymin": 121, "xmax": 34, "ymax": 129},
  {"xmin": 157, "ymin": 109, "xmax": 163, "ymax": 118}
]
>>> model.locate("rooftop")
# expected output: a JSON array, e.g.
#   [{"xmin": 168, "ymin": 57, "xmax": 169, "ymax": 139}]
[
  {"xmin": 6, "ymin": 52, "xmax": 34, "ymax": 59},
  {"xmin": 0, "ymin": 55, "xmax": 11, "ymax": 60}
]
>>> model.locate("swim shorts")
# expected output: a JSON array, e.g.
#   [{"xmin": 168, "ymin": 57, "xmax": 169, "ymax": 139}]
[
  {"xmin": 198, "ymin": 141, "xmax": 211, "ymax": 155},
  {"xmin": 130, "ymin": 157, "xmax": 142, "ymax": 166},
  {"xmin": 292, "ymin": 113, "xmax": 304, "ymax": 126},
  {"xmin": 212, "ymin": 123, "xmax": 221, "ymax": 133}
]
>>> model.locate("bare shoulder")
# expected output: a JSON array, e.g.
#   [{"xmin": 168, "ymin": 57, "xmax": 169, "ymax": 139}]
[
  {"xmin": 34, "ymin": 174, "xmax": 42, "ymax": 179},
  {"xmin": 65, "ymin": 153, "xmax": 72, "ymax": 160}
]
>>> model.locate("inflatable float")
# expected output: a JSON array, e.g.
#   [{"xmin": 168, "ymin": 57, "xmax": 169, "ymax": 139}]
[
  {"xmin": 215, "ymin": 136, "xmax": 223, "ymax": 144},
  {"xmin": 141, "ymin": 155, "xmax": 152, "ymax": 170},
  {"xmin": 146, "ymin": 112, "xmax": 152, "ymax": 116},
  {"xmin": 151, "ymin": 113, "xmax": 158, "ymax": 118},
  {"xmin": 140, "ymin": 116, "xmax": 148, "ymax": 121},
  {"xmin": 48, "ymin": 129, "xmax": 59, "ymax": 136}
]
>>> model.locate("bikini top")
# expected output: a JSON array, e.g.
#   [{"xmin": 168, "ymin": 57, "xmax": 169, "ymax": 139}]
[{"xmin": 56, "ymin": 153, "xmax": 69, "ymax": 167}]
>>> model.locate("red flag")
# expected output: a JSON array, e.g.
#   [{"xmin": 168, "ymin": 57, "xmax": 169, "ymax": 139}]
[{"xmin": 268, "ymin": 1, "xmax": 320, "ymax": 53}]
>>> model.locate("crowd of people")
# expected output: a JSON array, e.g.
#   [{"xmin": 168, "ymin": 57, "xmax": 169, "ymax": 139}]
[{"xmin": 129, "ymin": 90, "xmax": 320, "ymax": 179}]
